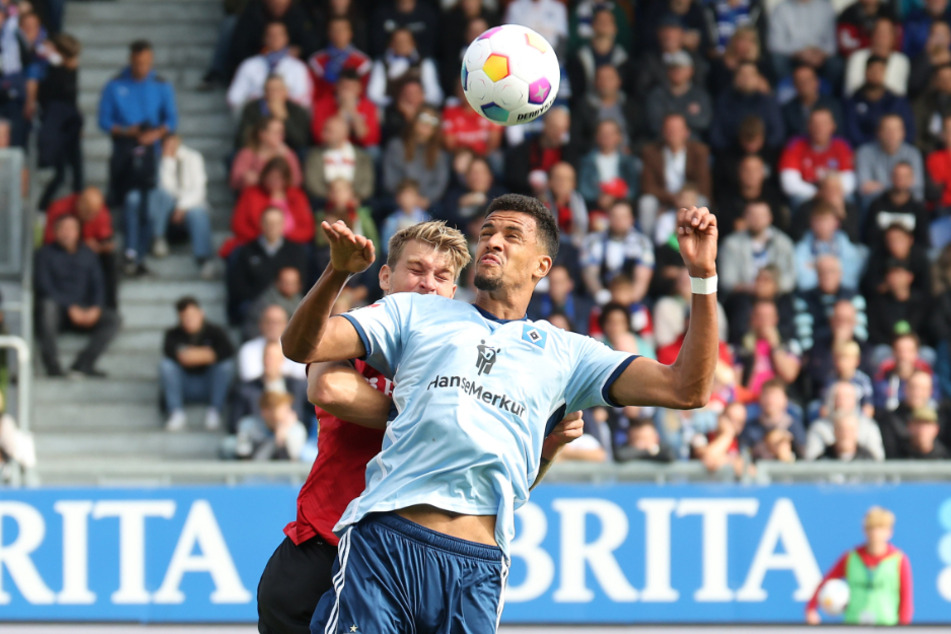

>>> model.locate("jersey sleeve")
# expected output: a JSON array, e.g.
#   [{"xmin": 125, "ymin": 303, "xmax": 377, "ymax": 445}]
[
  {"xmin": 338, "ymin": 293, "xmax": 411, "ymax": 377},
  {"xmin": 563, "ymin": 334, "xmax": 638, "ymax": 412}
]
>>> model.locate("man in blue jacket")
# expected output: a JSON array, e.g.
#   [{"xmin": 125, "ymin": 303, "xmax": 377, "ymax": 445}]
[{"xmin": 98, "ymin": 39, "xmax": 178, "ymax": 276}]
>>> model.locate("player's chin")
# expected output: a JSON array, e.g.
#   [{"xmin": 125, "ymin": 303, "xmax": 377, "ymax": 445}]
[{"xmin": 474, "ymin": 271, "xmax": 503, "ymax": 291}]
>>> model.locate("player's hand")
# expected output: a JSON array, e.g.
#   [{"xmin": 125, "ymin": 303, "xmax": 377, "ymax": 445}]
[
  {"xmin": 806, "ymin": 609, "xmax": 821, "ymax": 625},
  {"xmin": 541, "ymin": 411, "xmax": 584, "ymax": 461},
  {"xmin": 676, "ymin": 206, "xmax": 718, "ymax": 279},
  {"xmin": 322, "ymin": 220, "xmax": 375, "ymax": 274}
]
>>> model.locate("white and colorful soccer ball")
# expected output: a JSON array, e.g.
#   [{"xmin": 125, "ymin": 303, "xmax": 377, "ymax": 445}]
[
  {"xmin": 818, "ymin": 578, "xmax": 850, "ymax": 616},
  {"xmin": 461, "ymin": 24, "xmax": 561, "ymax": 127}
]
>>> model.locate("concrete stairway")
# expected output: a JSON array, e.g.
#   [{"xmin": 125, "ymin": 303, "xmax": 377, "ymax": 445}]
[{"xmin": 32, "ymin": 0, "xmax": 235, "ymax": 468}]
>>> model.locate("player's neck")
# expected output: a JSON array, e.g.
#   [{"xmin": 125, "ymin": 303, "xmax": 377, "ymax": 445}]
[{"xmin": 474, "ymin": 288, "xmax": 531, "ymax": 321}]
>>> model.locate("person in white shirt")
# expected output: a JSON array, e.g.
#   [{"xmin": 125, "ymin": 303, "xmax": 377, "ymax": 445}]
[
  {"xmin": 366, "ymin": 28, "xmax": 442, "ymax": 108},
  {"xmin": 227, "ymin": 21, "xmax": 312, "ymax": 116},
  {"xmin": 238, "ymin": 304, "xmax": 306, "ymax": 382},
  {"xmin": 844, "ymin": 17, "xmax": 910, "ymax": 96},
  {"xmin": 152, "ymin": 134, "xmax": 215, "ymax": 278},
  {"xmin": 504, "ymin": 0, "xmax": 569, "ymax": 54}
]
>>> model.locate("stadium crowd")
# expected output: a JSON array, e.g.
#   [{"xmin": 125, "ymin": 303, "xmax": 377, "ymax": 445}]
[{"xmin": 17, "ymin": 0, "xmax": 951, "ymax": 468}]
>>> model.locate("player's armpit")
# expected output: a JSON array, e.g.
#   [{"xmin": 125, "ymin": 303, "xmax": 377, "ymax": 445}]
[
  {"xmin": 608, "ymin": 356, "xmax": 709, "ymax": 410},
  {"xmin": 308, "ymin": 361, "xmax": 392, "ymax": 429}
]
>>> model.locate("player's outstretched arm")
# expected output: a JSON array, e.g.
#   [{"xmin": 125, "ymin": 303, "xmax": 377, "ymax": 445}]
[
  {"xmin": 531, "ymin": 412, "xmax": 583, "ymax": 490},
  {"xmin": 283, "ymin": 220, "xmax": 375, "ymax": 364},
  {"xmin": 609, "ymin": 206, "xmax": 719, "ymax": 410},
  {"xmin": 308, "ymin": 361, "xmax": 393, "ymax": 429}
]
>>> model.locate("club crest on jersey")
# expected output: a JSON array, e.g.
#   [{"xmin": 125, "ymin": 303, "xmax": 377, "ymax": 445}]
[
  {"xmin": 475, "ymin": 340, "xmax": 500, "ymax": 375},
  {"xmin": 522, "ymin": 324, "xmax": 547, "ymax": 349}
]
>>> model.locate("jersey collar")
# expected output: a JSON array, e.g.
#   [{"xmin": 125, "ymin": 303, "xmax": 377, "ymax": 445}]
[{"xmin": 473, "ymin": 304, "xmax": 528, "ymax": 323}]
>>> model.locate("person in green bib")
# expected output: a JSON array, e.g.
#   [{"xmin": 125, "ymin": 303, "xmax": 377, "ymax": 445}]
[{"xmin": 806, "ymin": 506, "xmax": 913, "ymax": 625}]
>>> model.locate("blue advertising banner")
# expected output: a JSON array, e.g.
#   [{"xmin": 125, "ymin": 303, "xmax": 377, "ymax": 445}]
[{"xmin": 1, "ymin": 483, "xmax": 950, "ymax": 623}]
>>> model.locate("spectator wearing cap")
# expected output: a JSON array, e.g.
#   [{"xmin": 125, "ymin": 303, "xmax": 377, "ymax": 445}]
[
  {"xmin": 305, "ymin": 114, "xmax": 374, "ymax": 203},
  {"xmin": 35, "ymin": 215, "xmax": 120, "ymax": 378},
  {"xmin": 903, "ymin": 0, "xmax": 951, "ymax": 60},
  {"xmin": 572, "ymin": 65, "xmax": 645, "ymax": 156},
  {"xmin": 227, "ymin": 21, "xmax": 312, "ymax": 116},
  {"xmin": 782, "ymin": 64, "xmax": 844, "ymax": 140},
  {"xmin": 230, "ymin": 340, "xmax": 308, "ymax": 434},
  {"xmin": 639, "ymin": 113, "xmax": 710, "ymax": 239},
  {"xmin": 904, "ymin": 406, "xmax": 949, "ymax": 457},
  {"xmin": 528, "ymin": 264, "xmax": 594, "ymax": 335},
  {"xmin": 865, "ymin": 162, "xmax": 929, "ymax": 248},
  {"xmin": 635, "ymin": 14, "xmax": 707, "ymax": 96},
  {"xmin": 710, "ymin": 62, "xmax": 783, "ymax": 153},
  {"xmin": 229, "ymin": 0, "xmax": 319, "ymax": 74},
  {"xmin": 855, "ymin": 114, "xmax": 924, "ymax": 210},
  {"xmin": 767, "ymin": 0, "xmax": 840, "ymax": 84},
  {"xmin": 160, "ymin": 297, "xmax": 235, "ymax": 432},
  {"xmin": 566, "ymin": 7, "xmax": 629, "ymax": 104},
  {"xmin": 368, "ymin": 0, "xmax": 438, "ymax": 59},
  {"xmin": 506, "ymin": 107, "xmax": 580, "ymax": 196},
  {"xmin": 779, "ymin": 107, "xmax": 855, "ymax": 209},
  {"xmin": 43, "ymin": 186, "xmax": 118, "ymax": 308},
  {"xmin": 311, "ymin": 68, "xmax": 380, "ymax": 150},
  {"xmin": 719, "ymin": 200, "xmax": 796, "ymax": 297},
  {"xmin": 844, "ymin": 17, "xmax": 910, "ymax": 97},
  {"xmin": 794, "ymin": 202, "xmax": 866, "ymax": 291},
  {"xmin": 867, "ymin": 259, "xmax": 929, "ymax": 347},
  {"xmin": 836, "ymin": 0, "xmax": 899, "ymax": 58},
  {"xmin": 874, "ymin": 333, "xmax": 934, "ymax": 411},
  {"xmin": 913, "ymin": 63, "xmax": 951, "ymax": 152},
  {"xmin": 644, "ymin": 49, "xmax": 712, "ymax": 139},
  {"xmin": 578, "ymin": 119, "xmax": 640, "ymax": 210},
  {"xmin": 235, "ymin": 74, "xmax": 311, "ymax": 154},
  {"xmin": 844, "ymin": 56, "xmax": 915, "ymax": 149},
  {"xmin": 308, "ymin": 16, "xmax": 371, "ymax": 98},
  {"xmin": 381, "ymin": 106, "xmax": 449, "ymax": 208},
  {"xmin": 366, "ymin": 28, "xmax": 442, "ymax": 109}
]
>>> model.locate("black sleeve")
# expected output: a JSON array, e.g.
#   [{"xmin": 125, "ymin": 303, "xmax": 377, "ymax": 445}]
[
  {"xmin": 230, "ymin": 247, "xmax": 254, "ymax": 304},
  {"xmin": 163, "ymin": 328, "xmax": 182, "ymax": 360},
  {"xmin": 85, "ymin": 251, "xmax": 105, "ymax": 308}
]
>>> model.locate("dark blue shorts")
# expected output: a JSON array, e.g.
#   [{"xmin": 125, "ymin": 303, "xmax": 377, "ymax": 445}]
[{"xmin": 310, "ymin": 512, "xmax": 508, "ymax": 634}]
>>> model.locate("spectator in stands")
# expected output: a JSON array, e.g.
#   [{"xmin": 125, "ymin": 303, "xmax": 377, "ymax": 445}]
[
  {"xmin": 0, "ymin": 9, "xmax": 30, "ymax": 149},
  {"xmin": 820, "ymin": 349, "xmax": 877, "ymax": 420},
  {"xmin": 817, "ymin": 411, "xmax": 878, "ymax": 460},
  {"xmin": 566, "ymin": 7, "xmax": 628, "ymax": 104},
  {"xmin": 160, "ymin": 296, "xmax": 234, "ymax": 432},
  {"xmin": 714, "ymin": 115, "xmax": 781, "ymax": 204},
  {"xmin": 239, "ymin": 304, "xmax": 305, "ymax": 382},
  {"xmin": 441, "ymin": 80, "xmax": 503, "ymax": 161},
  {"xmin": 615, "ymin": 418, "xmax": 676, "ymax": 462},
  {"xmin": 710, "ymin": 61, "xmax": 783, "ymax": 153},
  {"xmin": 97, "ymin": 39, "xmax": 178, "ymax": 276},
  {"xmin": 743, "ymin": 378, "xmax": 806, "ymax": 457},
  {"xmin": 863, "ymin": 220, "xmax": 932, "ymax": 297},
  {"xmin": 704, "ymin": 0, "xmax": 766, "ymax": 58},
  {"xmin": 837, "ymin": 0, "xmax": 898, "ymax": 59},
  {"xmin": 541, "ymin": 162, "xmax": 588, "ymax": 247},
  {"xmin": 726, "ymin": 264, "xmax": 794, "ymax": 346},
  {"xmin": 867, "ymin": 260, "xmax": 928, "ymax": 347},
  {"xmin": 904, "ymin": 406, "xmax": 950, "ymax": 457},
  {"xmin": 380, "ymin": 75, "xmax": 424, "ymax": 146},
  {"xmin": 767, "ymin": 0, "xmax": 840, "ymax": 84},
  {"xmin": 856, "ymin": 114, "xmax": 925, "ymax": 209},
  {"xmin": 381, "ymin": 180, "xmax": 430, "ymax": 253},
  {"xmin": 311, "ymin": 68, "xmax": 380, "ymax": 149},
  {"xmin": 581, "ymin": 199, "xmax": 654, "ymax": 306},
  {"xmin": 314, "ymin": 179, "xmax": 380, "ymax": 282},
  {"xmin": 718, "ymin": 155, "xmax": 785, "ymax": 236},
  {"xmin": 779, "ymin": 108, "xmax": 855, "ymax": 207},
  {"xmin": 707, "ymin": 25, "xmax": 771, "ymax": 100},
  {"xmin": 806, "ymin": 381, "xmax": 883, "ymax": 459},
  {"xmin": 222, "ymin": 157, "xmax": 314, "ymax": 259},
  {"xmin": 638, "ymin": 0, "xmax": 712, "ymax": 57},
  {"xmin": 795, "ymin": 254, "xmax": 868, "ymax": 348},
  {"xmin": 639, "ymin": 113, "xmax": 710, "ymax": 240},
  {"xmin": 34, "ymin": 215, "xmax": 119, "ymax": 378},
  {"xmin": 795, "ymin": 172, "xmax": 862, "ymax": 241},
  {"xmin": 737, "ymin": 300, "xmax": 803, "ymax": 395},
  {"xmin": 382, "ymin": 106, "xmax": 449, "ymax": 208},
  {"xmin": 527, "ymin": 264, "xmax": 594, "ymax": 335},
  {"xmin": 926, "ymin": 115, "xmax": 951, "ymax": 212},
  {"xmin": 645, "ymin": 50, "xmax": 713, "ymax": 139},
  {"xmin": 914, "ymin": 63, "xmax": 951, "ymax": 152},
  {"xmin": 655, "ymin": 264, "xmax": 730, "ymax": 349},
  {"xmin": 366, "ymin": 28, "xmax": 442, "ymax": 109},
  {"xmin": 305, "ymin": 114, "xmax": 374, "ymax": 203},
  {"xmin": 438, "ymin": 2, "xmax": 495, "ymax": 96},
  {"xmin": 230, "ymin": 117, "xmax": 302, "ymax": 191},
  {"xmin": 201, "ymin": 0, "xmax": 248, "ymax": 88},
  {"xmin": 307, "ymin": 16, "xmax": 370, "ymax": 97},
  {"xmin": 506, "ymin": 107, "xmax": 579, "ymax": 195},
  {"xmin": 229, "ymin": 390, "xmax": 308, "ymax": 461},
  {"xmin": 235, "ymin": 74, "xmax": 311, "ymax": 153},
  {"xmin": 230, "ymin": 340, "xmax": 308, "ymax": 433},
  {"xmin": 243, "ymin": 265, "xmax": 303, "ymax": 340},
  {"xmin": 844, "ymin": 57, "xmax": 915, "ymax": 148},
  {"xmin": 43, "ymin": 187, "xmax": 117, "ymax": 309},
  {"xmin": 503, "ymin": 0, "xmax": 568, "ymax": 55},
  {"xmin": 877, "ymin": 369, "xmax": 937, "ymax": 455},
  {"xmin": 794, "ymin": 202, "xmax": 866, "ymax": 291},
  {"xmin": 874, "ymin": 333, "xmax": 934, "ymax": 411},
  {"xmin": 152, "ymin": 134, "xmax": 214, "ymax": 278},
  {"xmin": 865, "ymin": 162, "xmax": 930, "ymax": 248},
  {"xmin": 692, "ymin": 402, "xmax": 747, "ymax": 475},
  {"xmin": 228, "ymin": 21, "xmax": 312, "ymax": 116},
  {"xmin": 903, "ymin": 0, "xmax": 951, "ymax": 60},
  {"xmin": 782, "ymin": 64, "xmax": 844, "ymax": 140},
  {"xmin": 229, "ymin": 0, "xmax": 318, "ymax": 75},
  {"xmin": 441, "ymin": 156, "xmax": 504, "ymax": 228},
  {"xmin": 803, "ymin": 294, "xmax": 870, "ymax": 394},
  {"xmin": 368, "ymin": 0, "xmax": 438, "ymax": 59},
  {"xmin": 230, "ymin": 206, "xmax": 308, "ymax": 323},
  {"xmin": 578, "ymin": 119, "xmax": 639, "ymax": 210},
  {"xmin": 719, "ymin": 200, "xmax": 796, "ymax": 297},
  {"xmin": 572, "ymin": 64, "xmax": 644, "ymax": 155},
  {"xmin": 908, "ymin": 21, "xmax": 951, "ymax": 99},
  {"xmin": 844, "ymin": 18, "xmax": 910, "ymax": 97},
  {"xmin": 35, "ymin": 32, "xmax": 83, "ymax": 212}
]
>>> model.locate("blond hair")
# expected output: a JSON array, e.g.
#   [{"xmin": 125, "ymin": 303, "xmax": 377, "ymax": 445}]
[
  {"xmin": 834, "ymin": 340, "xmax": 861, "ymax": 359},
  {"xmin": 864, "ymin": 506, "xmax": 895, "ymax": 529},
  {"xmin": 259, "ymin": 391, "xmax": 294, "ymax": 410},
  {"xmin": 386, "ymin": 220, "xmax": 471, "ymax": 281}
]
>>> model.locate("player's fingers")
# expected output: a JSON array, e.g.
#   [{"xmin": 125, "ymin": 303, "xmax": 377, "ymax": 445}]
[
  {"xmin": 562, "ymin": 410, "xmax": 583, "ymax": 422},
  {"xmin": 321, "ymin": 221, "xmax": 340, "ymax": 242}
]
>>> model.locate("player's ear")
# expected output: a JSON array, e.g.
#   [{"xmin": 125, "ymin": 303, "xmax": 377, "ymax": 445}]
[
  {"xmin": 448, "ymin": 283, "xmax": 458, "ymax": 298},
  {"xmin": 379, "ymin": 264, "xmax": 392, "ymax": 293},
  {"xmin": 533, "ymin": 255, "xmax": 553, "ymax": 282}
]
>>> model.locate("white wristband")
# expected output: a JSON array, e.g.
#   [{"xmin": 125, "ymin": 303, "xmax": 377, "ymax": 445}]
[{"xmin": 690, "ymin": 274, "xmax": 718, "ymax": 295}]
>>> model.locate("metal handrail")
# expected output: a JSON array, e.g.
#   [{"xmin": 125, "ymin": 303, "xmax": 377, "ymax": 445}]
[{"xmin": 0, "ymin": 335, "xmax": 31, "ymax": 434}]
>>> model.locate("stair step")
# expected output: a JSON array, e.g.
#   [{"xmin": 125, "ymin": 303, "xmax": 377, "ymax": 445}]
[
  {"xmin": 70, "ymin": 23, "xmax": 217, "ymax": 47},
  {"xmin": 66, "ymin": 2, "xmax": 221, "ymax": 24},
  {"xmin": 79, "ymin": 89, "xmax": 228, "ymax": 116},
  {"xmin": 58, "ymin": 330, "xmax": 164, "ymax": 355},
  {"xmin": 120, "ymin": 279, "xmax": 227, "ymax": 303},
  {"xmin": 119, "ymin": 302, "xmax": 227, "ymax": 333},
  {"xmin": 81, "ymin": 135, "xmax": 231, "ymax": 165},
  {"xmin": 34, "ymin": 429, "xmax": 225, "ymax": 459},
  {"xmin": 34, "ymin": 381, "xmax": 158, "ymax": 407},
  {"xmin": 80, "ymin": 158, "xmax": 228, "ymax": 187},
  {"xmin": 137, "ymin": 253, "xmax": 229, "ymax": 282}
]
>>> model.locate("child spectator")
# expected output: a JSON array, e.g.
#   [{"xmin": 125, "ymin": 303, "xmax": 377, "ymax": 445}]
[
  {"xmin": 230, "ymin": 116, "xmax": 302, "ymax": 191},
  {"xmin": 381, "ymin": 180, "xmax": 430, "ymax": 254},
  {"xmin": 615, "ymin": 418, "xmax": 676, "ymax": 462}
]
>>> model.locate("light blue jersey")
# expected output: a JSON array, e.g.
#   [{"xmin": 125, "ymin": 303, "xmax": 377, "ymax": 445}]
[{"xmin": 336, "ymin": 293, "xmax": 636, "ymax": 554}]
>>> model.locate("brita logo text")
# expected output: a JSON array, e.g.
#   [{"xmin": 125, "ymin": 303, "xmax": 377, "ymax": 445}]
[{"xmin": 426, "ymin": 375, "xmax": 526, "ymax": 417}]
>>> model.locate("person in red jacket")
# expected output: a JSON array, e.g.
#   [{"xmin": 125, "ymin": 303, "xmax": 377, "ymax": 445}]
[
  {"xmin": 806, "ymin": 506, "xmax": 913, "ymax": 625},
  {"xmin": 307, "ymin": 16, "xmax": 371, "ymax": 98},
  {"xmin": 310, "ymin": 69, "xmax": 380, "ymax": 148},
  {"xmin": 220, "ymin": 156, "xmax": 314, "ymax": 258}
]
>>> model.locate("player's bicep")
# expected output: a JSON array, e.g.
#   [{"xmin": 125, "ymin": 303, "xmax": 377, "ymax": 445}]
[
  {"xmin": 608, "ymin": 356, "xmax": 689, "ymax": 409},
  {"xmin": 312, "ymin": 315, "xmax": 367, "ymax": 363},
  {"xmin": 308, "ymin": 361, "xmax": 391, "ymax": 429}
]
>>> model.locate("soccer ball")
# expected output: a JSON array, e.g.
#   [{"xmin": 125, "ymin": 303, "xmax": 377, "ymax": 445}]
[
  {"xmin": 818, "ymin": 578, "xmax": 850, "ymax": 616},
  {"xmin": 461, "ymin": 24, "xmax": 561, "ymax": 126}
]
